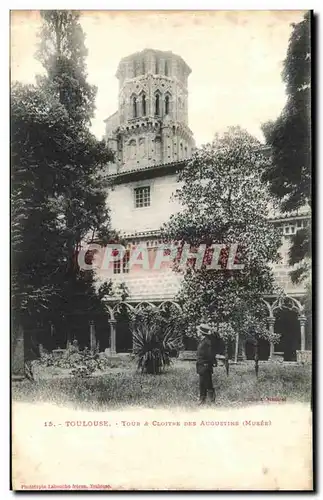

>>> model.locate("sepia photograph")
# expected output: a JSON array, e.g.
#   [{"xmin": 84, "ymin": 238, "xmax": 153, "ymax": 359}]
[{"xmin": 11, "ymin": 9, "xmax": 312, "ymax": 491}]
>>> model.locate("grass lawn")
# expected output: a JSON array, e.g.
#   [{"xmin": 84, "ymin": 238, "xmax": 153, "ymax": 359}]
[{"xmin": 12, "ymin": 360, "xmax": 312, "ymax": 411}]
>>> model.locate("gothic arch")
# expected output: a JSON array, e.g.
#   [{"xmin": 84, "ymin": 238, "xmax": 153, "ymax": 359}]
[
  {"xmin": 158, "ymin": 301, "xmax": 182, "ymax": 314},
  {"xmin": 127, "ymin": 138, "xmax": 137, "ymax": 160},
  {"xmin": 138, "ymin": 90, "xmax": 147, "ymax": 117},
  {"xmin": 262, "ymin": 294, "xmax": 307, "ymax": 361},
  {"xmin": 113, "ymin": 301, "xmax": 136, "ymax": 316},
  {"xmin": 154, "ymin": 135, "xmax": 162, "ymax": 159},
  {"xmin": 272, "ymin": 294, "xmax": 304, "ymax": 315},
  {"xmin": 135, "ymin": 301, "xmax": 158, "ymax": 312},
  {"xmin": 154, "ymin": 90, "xmax": 161, "ymax": 116},
  {"xmin": 164, "ymin": 92, "xmax": 171, "ymax": 116},
  {"xmin": 262, "ymin": 298, "xmax": 274, "ymax": 318},
  {"xmin": 105, "ymin": 305, "xmax": 115, "ymax": 321},
  {"xmin": 130, "ymin": 94, "xmax": 138, "ymax": 118},
  {"xmin": 138, "ymin": 136, "xmax": 146, "ymax": 159}
]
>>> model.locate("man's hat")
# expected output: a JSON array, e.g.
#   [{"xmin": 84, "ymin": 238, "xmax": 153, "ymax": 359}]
[{"xmin": 199, "ymin": 323, "xmax": 213, "ymax": 335}]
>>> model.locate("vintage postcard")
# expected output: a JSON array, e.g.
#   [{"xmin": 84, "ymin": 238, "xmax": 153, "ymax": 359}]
[{"xmin": 11, "ymin": 9, "xmax": 313, "ymax": 491}]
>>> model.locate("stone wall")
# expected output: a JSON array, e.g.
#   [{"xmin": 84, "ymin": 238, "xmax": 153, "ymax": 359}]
[
  {"xmin": 105, "ymin": 271, "xmax": 182, "ymax": 302},
  {"xmin": 272, "ymin": 233, "xmax": 306, "ymax": 295},
  {"xmin": 108, "ymin": 173, "xmax": 183, "ymax": 234}
]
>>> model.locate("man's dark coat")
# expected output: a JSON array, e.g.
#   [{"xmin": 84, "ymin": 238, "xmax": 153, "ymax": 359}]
[{"xmin": 196, "ymin": 336, "xmax": 216, "ymax": 375}]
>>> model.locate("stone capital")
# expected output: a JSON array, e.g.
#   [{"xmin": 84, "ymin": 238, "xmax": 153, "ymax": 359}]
[{"xmin": 298, "ymin": 315, "xmax": 307, "ymax": 325}]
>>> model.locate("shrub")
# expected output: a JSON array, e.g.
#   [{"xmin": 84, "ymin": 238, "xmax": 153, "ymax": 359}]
[
  {"xmin": 71, "ymin": 365, "xmax": 96, "ymax": 378},
  {"xmin": 131, "ymin": 313, "xmax": 183, "ymax": 375},
  {"xmin": 39, "ymin": 342, "xmax": 103, "ymax": 377}
]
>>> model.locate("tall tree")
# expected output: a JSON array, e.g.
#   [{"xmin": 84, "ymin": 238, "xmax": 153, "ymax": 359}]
[
  {"xmin": 11, "ymin": 11, "xmax": 115, "ymax": 343},
  {"xmin": 261, "ymin": 12, "xmax": 311, "ymax": 212},
  {"xmin": 36, "ymin": 10, "xmax": 96, "ymax": 125},
  {"xmin": 162, "ymin": 127, "xmax": 282, "ymax": 347},
  {"xmin": 11, "ymin": 83, "xmax": 113, "ymax": 327},
  {"xmin": 261, "ymin": 12, "xmax": 311, "ymax": 286},
  {"xmin": 11, "ymin": 83, "xmax": 70, "ymax": 327}
]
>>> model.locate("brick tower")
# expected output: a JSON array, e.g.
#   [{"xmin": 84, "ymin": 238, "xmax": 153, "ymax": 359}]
[{"xmin": 104, "ymin": 49, "xmax": 195, "ymax": 173}]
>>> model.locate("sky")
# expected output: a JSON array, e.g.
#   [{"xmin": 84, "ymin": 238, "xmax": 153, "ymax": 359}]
[{"xmin": 10, "ymin": 10, "xmax": 306, "ymax": 146}]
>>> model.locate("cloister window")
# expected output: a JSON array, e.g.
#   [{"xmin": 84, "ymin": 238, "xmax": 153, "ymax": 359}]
[{"xmin": 133, "ymin": 97, "xmax": 137, "ymax": 118}]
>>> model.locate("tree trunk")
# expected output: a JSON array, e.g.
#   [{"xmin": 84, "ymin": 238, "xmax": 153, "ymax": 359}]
[
  {"xmin": 225, "ymin": 341, "xmax": 229, "ymax": 376},
  {"xmin": 255, "ymin": 338, "xmax": 259, "ymax": 377},
  {"xmin": 234, "ymin": 331, "xmax": 239, "ymax": 363}
]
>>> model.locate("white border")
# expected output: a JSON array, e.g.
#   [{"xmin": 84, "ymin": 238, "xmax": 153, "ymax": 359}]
[{"xmin": 3, "ymin": 3, "xmax": 320, "ymax": 498}]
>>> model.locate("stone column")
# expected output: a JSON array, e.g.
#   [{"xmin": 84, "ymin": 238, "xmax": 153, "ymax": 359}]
[
  {"xmin": 50, "ymin": 322, "xmax": 55, "ymax": 337},
  {"xmin": 299, "ymin": 315, "xmax": 306, "ymax": 351},
  {"xmin": 12, "ymin": 324, "xmax": 25, "ymax": 378},
  {"xmin": 267, "ymin": 316, "xmax": 275, "ymax": 360},
  {"xmin": 49, "ymin": 322, "xmax": 55, "ymax": 351},
  {"xmin": 237, "ymin": 336, "xmax": 246, "ymax": 362},
  {"xmin": 109, "ymin": 319, "xmax": 117, "ymax": 355},
  {"xmin": 89, "ymin": 320, "xmax": 96, "ymax": 351}
]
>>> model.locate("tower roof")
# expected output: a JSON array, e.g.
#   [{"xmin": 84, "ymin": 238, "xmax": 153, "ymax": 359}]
[{"xmin": 116, "ymin": 48, "xmax": 191, "ymax": 79}]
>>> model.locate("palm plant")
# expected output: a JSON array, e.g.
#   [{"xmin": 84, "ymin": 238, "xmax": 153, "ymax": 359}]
[{"xmin": 131, "ymin": 314, "xmax": 183, "ymax": 375}]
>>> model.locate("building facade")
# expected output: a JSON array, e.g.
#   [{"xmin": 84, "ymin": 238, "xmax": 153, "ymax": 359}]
[{"xmin": 98, "ymin": 49, "xmax": 311, "ymax": 362}]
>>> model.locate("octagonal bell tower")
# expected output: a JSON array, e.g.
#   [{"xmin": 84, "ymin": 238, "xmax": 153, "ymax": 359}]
[{"xmin": 104, "ymin": 49, "xmax": 195, "ymax": 172}]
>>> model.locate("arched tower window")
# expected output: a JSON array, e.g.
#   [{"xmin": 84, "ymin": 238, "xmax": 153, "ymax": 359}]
[
  {"xmin": 142, "ymin": 94, "xmax": 146, "ymax": 116},
  {"xmin": 154, "ymin": 136, "xmax": 162, "ymax": 159},
  {"xmin": 165, "ymin": 60, "xmax": 169, "ymax": 76},
  {"xmin": 142, "ymin": 58, "xmax": 145, "ymax": 75},
  {"xmin": 133, "ymin": 96, "xmax": 138, "ymax": 118},
  {"xmin": 165, "ymin": 94, "xmax": 170, "ymax": 115},
  {"xmin": 155, "ymin": 94, "xmax": 160, "ymax": 116},
  {"xmin": 128, "ymin": 139, "xmax": 136, "ymax": 160},
  {"xmin": 155, "ymin": 58, "xmax": 159, "ymax": 74},
  {"xmin": 138, "ymin": 137, "xmax": 146, "ymax": 159}
]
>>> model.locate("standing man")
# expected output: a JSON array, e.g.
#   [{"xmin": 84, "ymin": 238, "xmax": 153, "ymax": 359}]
[{"xmin": 196, "ymin": 323, "xmax": 217, "ymax": 404}]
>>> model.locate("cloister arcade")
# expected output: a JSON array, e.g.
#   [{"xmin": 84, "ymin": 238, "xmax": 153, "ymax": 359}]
[{"xmin": 101, "ymin": 294, "xmax": 310, "ymax": 362}]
